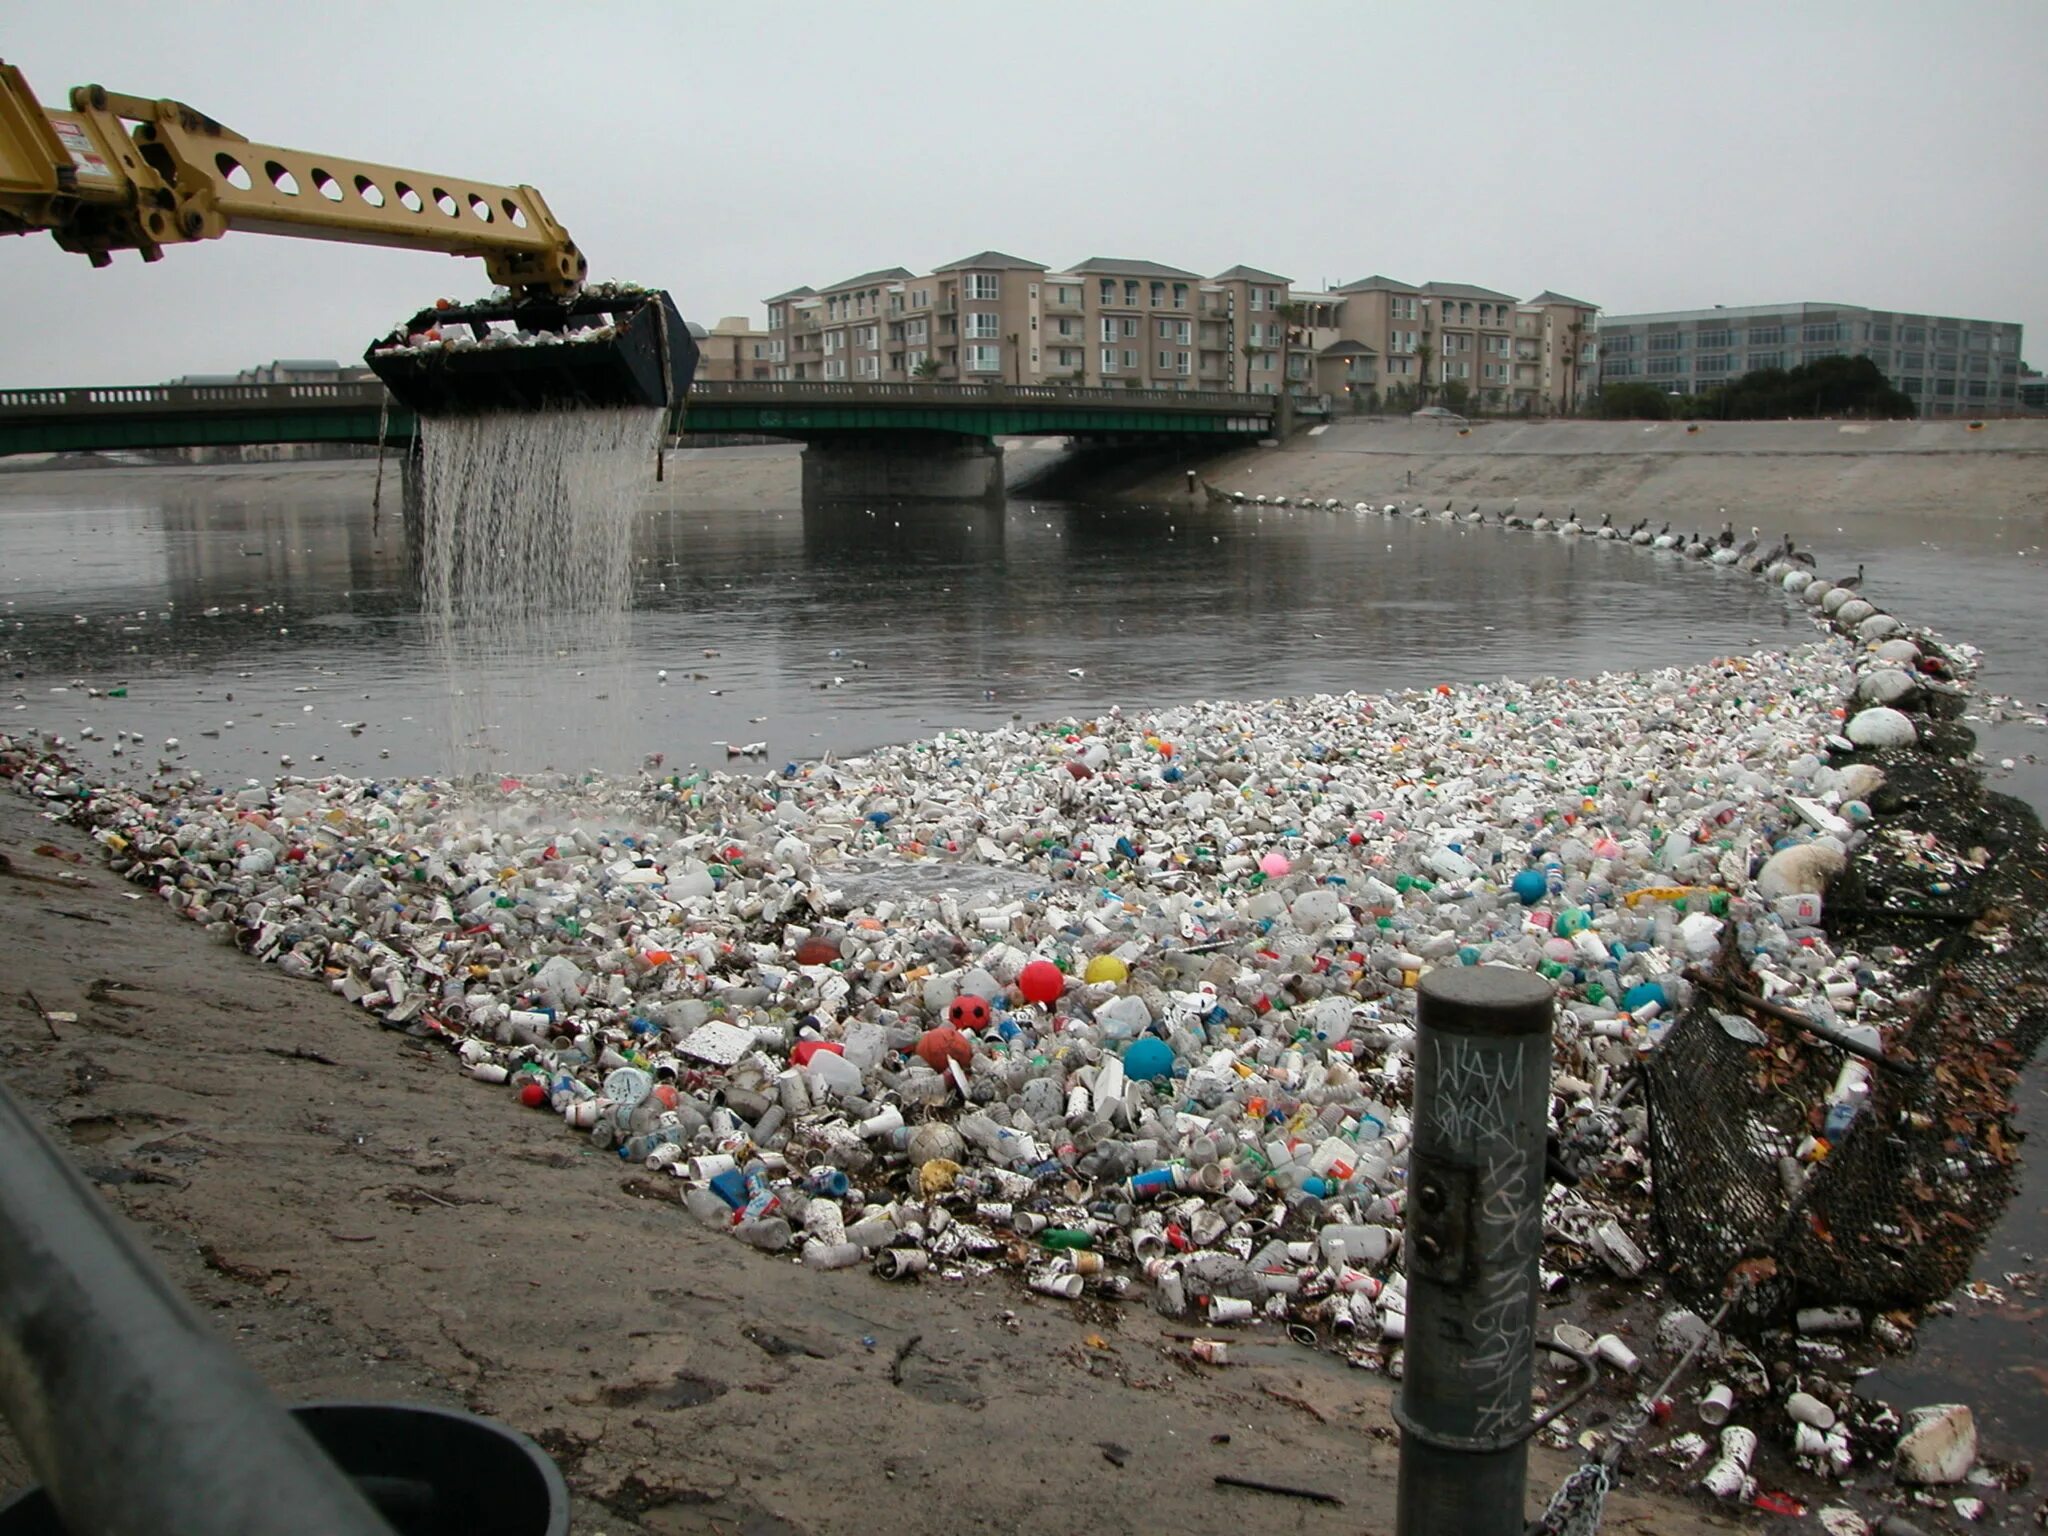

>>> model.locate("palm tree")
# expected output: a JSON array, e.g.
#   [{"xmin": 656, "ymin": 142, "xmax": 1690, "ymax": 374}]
[
  {"xmin": 1565, "ymin": 319, "xmax": 1586, "ymax": 415},
  {"xmin": 1274, "ymin": 300, "xmax": 1309, "ymax": 436},
  {"xmin": 1240, "ymin": 341, "xmax": 1265, "ymax": 394},
  {"xmin": 912, "ymin": 357, "xmax": 941, "ymax": 381},
  {"xmin": 1414, "ymin": 338, "xmax": 1436, "ymax": 406}
]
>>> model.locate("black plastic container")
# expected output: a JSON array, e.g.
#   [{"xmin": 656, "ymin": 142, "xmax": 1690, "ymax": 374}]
[
  {"xmin": 0, "ymin": 1402, "xmax": 570, "ymax": 1536},
  {"xmin": 367, "ymin": 288, "xmax": 698, "ymax": 417}
]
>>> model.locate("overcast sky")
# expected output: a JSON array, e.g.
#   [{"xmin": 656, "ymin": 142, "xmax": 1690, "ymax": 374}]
[{"xmin": 5, "ymin": 0, "xmax": 2044, "ymax": 386}]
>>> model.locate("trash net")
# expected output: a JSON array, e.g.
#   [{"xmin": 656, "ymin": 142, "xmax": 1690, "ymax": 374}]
[{"xmin": 1645, "ymin": 743, "xmax": 2048, "ymax": 1318}]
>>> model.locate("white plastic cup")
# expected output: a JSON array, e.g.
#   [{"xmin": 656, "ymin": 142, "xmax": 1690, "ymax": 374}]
[
  {"xmin": 468, "ymin": 1062, "xmax": 509, "ymax": 1083},
  {"xmin": 1792, "ymin": 1423, "xmax": 1829, "ymax": 1456},
  {"xmin": 858, "ymin": 1105, "xmax": 904, "ymax": 1139},
  {"xmin": 800, "ymin": 1240, "xmax": 864, "ymax": 1270},
  {"xmin": 1593, "ymin": 1333, "xmax": 1641, "ymax": 1374},
  {"xmin": 562, "ymin": 1099, "xmax": 600, "ymax": 1129},
  {"xmin": 1698, "ymin": 1383, "xmax": 1735, "ymax": 1427},
  {"xmin": 876, "ymin": 1248, "xmax": 929, "ymax": 1279},
  {"xmin": 688, "ymin": 1153, "xmax": 737, "ymax": 1182},
  {"xmin": 1029, "ymin": 1269, "xmax": 1084, "ymax": 1300},
  {"xmin": 1209, "ymin": 1296, "xmax": 1254, "ymax": 1324},
  {"xmin": 1785, "ymin": 1391, "xmax": 1836, "ymax": 1430}
]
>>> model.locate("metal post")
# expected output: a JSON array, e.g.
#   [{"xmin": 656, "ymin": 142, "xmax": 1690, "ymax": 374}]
[
  {"xmin": 1395, "ymin": 966, "xmax": 1555, "ymax": 1536},
  {"xmin": 0, "ymin": 1081, "xmax": 396, "ymax": 1536}
]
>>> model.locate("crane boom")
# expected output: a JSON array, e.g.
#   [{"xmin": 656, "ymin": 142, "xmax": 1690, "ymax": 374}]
[{"xmin": 0, "ymin": 59, "xmax": 586, "ymax": 295}]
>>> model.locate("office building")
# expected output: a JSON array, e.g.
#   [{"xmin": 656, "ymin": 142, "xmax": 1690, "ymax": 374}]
[{"xmin": 1596, "ymin": 303, "xmax": 2024, "ymax": 415}]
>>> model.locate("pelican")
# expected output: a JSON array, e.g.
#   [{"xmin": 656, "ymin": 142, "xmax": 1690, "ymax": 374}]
[
  {"xmin": 1836, "ymin": 563, "xmax": 1865, "ymax": 591},
  {"xmin": 1531, "ymin": 510, "xmax": 1554, "ymax": 532},
  {"xmin": 1559, "ymin": 508, "xmax": 1583, "ymax": 536},
  {"xmin": 1596, "ymin": 511, "xmax": 1618, "ymax": 540},
  {"xmin": 1652, "ymin": 524, "xmax": 1680, "ymax": 549},
  {"xmin": 1684, "ymin": 530, "xmax": 1711, "ymax": 559},
  {"xmin": 1716, "ymin": 516, "xmax": 1735, "ymax": 548},
  {"xmin": 1462, "ymin": 503, "xmax": 1485, "ymax": 524},
  {"xmin": 1628, "ymin": 519, "xmax": 1654, "ymax": 545}
]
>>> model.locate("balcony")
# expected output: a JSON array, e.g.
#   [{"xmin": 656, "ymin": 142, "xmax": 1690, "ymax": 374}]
[{"xmin": 1043, "ymin": 298, "xmax": 1084, "ymax": 316}]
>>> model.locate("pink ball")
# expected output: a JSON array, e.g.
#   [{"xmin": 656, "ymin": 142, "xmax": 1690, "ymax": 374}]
[{"xmin": 1259, "ymin": 851, "xmax": 1291, "ymax": 877}]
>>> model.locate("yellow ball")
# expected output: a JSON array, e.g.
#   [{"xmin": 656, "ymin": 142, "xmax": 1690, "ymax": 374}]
[{"xmin": 1083, "ymin": 954, "xmax": 1129, "ymax": 985}]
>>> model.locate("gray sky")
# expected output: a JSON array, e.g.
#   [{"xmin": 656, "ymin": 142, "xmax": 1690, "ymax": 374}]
[{"xmin": 5, "ymin": 0, "xmax": 2044, "ymax": 386}]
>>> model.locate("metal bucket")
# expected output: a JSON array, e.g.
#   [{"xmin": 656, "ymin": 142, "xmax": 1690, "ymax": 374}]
[{"xmin": 366, "ymin": 287, "xmax": 698, "ymax": 416}]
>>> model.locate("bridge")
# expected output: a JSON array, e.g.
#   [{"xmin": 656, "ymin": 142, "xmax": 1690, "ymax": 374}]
[{"xmin": 0, "ymin": 378, "xmax": 1279, "ymax": 502}]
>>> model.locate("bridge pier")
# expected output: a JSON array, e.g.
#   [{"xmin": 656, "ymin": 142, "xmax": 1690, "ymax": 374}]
[{"xmin": 800, "ymin": 434, "xmax": 1004, "ymax": 507}]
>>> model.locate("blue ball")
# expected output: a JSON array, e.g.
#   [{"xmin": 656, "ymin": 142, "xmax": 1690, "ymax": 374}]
[
  {"xmin": 1511, "ymin": 869, "xmax": 1548, "ymax": 906},
  {"xmin": 1123, "ymin": 1037, "xmax": 1176, "ymax": 1081}
]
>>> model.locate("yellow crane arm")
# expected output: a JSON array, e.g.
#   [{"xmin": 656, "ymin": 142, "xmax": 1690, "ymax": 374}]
[{"xmin": 0, "ymin": 60, "xmax": 586, "ymax": 295}]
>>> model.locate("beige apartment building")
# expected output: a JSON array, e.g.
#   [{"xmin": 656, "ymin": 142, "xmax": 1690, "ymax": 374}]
[
  {"xmin": 762, "ymin": 258, "xmax": 1596, "ymax": 411},
  {"xmin": 691, "ymin": 316, "xmax": 775, "ymax": 382}
]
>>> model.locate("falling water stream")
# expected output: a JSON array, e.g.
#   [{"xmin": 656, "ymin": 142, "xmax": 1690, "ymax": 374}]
[{"xmin": 415, "ymin": 408, "xmax": 663, "ymax": 778}]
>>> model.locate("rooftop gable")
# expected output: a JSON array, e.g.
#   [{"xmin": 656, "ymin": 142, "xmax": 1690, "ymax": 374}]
[
  {"xmin": 1068, "ymin": 257, "xmax": 1203, "ymax": 279},
  {"xmin": 1334, "ymin": 274, "xmax": 1418, "ymax": 294},
  {"xmin": 822, "ymin": 266, "xmax": 916, "ymax": 292},
  {"xmin": 1526, "ymin": 290, "xmax": 1600, "ymax": 310},
  {"xmin": 933, "ymin": 250, "xmax": 1047, "ymax": 272},
  {"xmin": 1420, "ymin": 280, "xmax": 1519, "ymax": 303},
  {"xmin": 1210, "ymin": 264, "xmax": 1293, "ymax": 284}
]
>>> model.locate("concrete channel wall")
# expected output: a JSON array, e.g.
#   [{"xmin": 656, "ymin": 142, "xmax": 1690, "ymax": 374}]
[{"xmin": 1165, "ymin": 417, "xmax": 2048, "ymax": 524}]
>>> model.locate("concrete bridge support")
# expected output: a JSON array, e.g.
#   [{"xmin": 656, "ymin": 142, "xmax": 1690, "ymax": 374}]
[{"xmin": 800, "ymin": 434, "xmax": 1004, "ymax": 506}]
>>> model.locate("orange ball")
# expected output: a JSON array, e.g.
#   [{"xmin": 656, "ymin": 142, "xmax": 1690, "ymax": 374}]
[
  {"xmin": 914, "ymin": 1027, "xmax": 973, "ymax": 1075},
  {"xmin": 518, "ymin": 1080, "xmax": 548, "ymax": 1109}
]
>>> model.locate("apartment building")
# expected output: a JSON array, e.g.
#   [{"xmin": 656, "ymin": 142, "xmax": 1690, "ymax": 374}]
[
  {"xmin": 1596, "ymin": 303, "xmax": 2025, "ymax": 415},
  {"xmin": 691, "ymin": 316, "xmax": 775, "ymax": 382},
  {"xmin": 761, "ymin": 256, "xmax": 1597, "ymax": 409},
  {"xmin": 1314, "ymin": 278, "xmax": 1596, "ymax": 413}
]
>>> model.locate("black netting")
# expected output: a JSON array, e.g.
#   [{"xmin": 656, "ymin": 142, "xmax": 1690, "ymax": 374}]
[{"xmin": 1646, "ymin": 741, "xmax": 2048, "ymax": 1318}]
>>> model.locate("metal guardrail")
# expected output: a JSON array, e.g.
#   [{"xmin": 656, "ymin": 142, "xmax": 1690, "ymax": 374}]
[
  {"xmin": 0, "ymin": 1080, "xmax": 397, "ymax": 1535},
  {"xmin": 0, "ymin": 379, "xmax": 1275, "ymax": 418}
]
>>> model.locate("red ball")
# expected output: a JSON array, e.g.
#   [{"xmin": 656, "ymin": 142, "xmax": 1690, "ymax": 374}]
[
  {"xmin": 518, "ymin": 1080, "xmax": 548, "ymax": 1109},
  {"xmin": 915, "ymin": 1027, "xmax": 973, "ymax": 1075},
  {"xmin": 1018, "ymin": 959, "xmax": 1065, "ymax": 1005},
  {"xmin": 947, "ymin": 994, "xmax": 991, "ymax": 1031}
]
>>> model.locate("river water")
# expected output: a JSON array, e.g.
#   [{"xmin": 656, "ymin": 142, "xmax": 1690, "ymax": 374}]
[{"xmin": 2, "ymin": 454, "xmax": 2044, "ymax": 1452}]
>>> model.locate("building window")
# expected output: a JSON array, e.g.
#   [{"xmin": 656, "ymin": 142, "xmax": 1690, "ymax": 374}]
[
  {"xmin": 1101, "ymin": 348, "xmax": 1118, "ymax": 374},
  {"xmin": 1391, "ymin": 297, "xmax": 1417, "ymax": 320},
  {"xmin": 1696, "ymin": 354, "xmax": 1732, "ymax": 374},
  {"xmin": 1100, "ymin": 318, "xmax": 1118, "ymax": 343},
  {"xmin": 966, "ymin": 274, "xmax": 1000, "ymax": 300},
  {"xmin": 1648, "ymin": 333, "xmax": 1682, "ymax": 352},
  {"xmin": 1747, "ymin": 325, "xmax": 1782, "ymax": 345},
  {"xmin": 1801, "ymin": 323, "xmax": 1840, "ymax": 343},
  {"xmin": 823, "ymin": 331, "xmax": 843, "ymax": 353},
  {"xmin": 1748, "ymin": 351, "xmax": 1782, "ymax": 371},
  {"xmin": 963, "ymin": 344, "xmax": 1001, "ymax": 373},
  {"xmin": 1602, "ymin": 333, "xmax": 1634, "ymax": 353},
  {"xmin": 1157, "ymin": 350, "xmax": 1173, "ymax": 369},
  {"xmin": 1935, "ymin": 378, "xmax": 1956, "ymax": 396},
  {"xmin": 1123, "ymin": 349, "xmax": 1139, "ymax": 369},
  {"xmin": 1124, "ymin": 281, "xmax": 1140, "ymax": 306},
  {"xmin": 855, "ymin": 356, "xmax": 879, "ymax": 379},
  {"xmin": 1936, "ymin": 327, "xmax": 1958, "ymax": 347},
  {"xmin": 1157, "ymin": 318, "xmax": 1173, "ymax": 340},
  {"xmin": 1866, "ymin": 350, "xmax": 1890, "ymax": 368},
  {"xmin": 967, "ymin": 312, "xmax": 1000, "ymax": 339},
  {"xmin": 905, "ymin": 350, "xmax": 927, "ymax": 373},
  {"xmin": 1695, "ymin": 328, "xmax": 1732, "ymax": 349},
  {"xmin": 1935, "ymin": 353, "xmax": 1957, "ymax": 371},
  {"xmin": 770, "ymin": 340, "xmax": 786, "ymax": 362},
  {"xmin": 1149, "ymin": 281, "xmax": 1165, "ymax": 307},
  {"xmin": 822, "ymin": 359, "xmax": 847, "ymax": 380},
  {"xmin": 1870, "ymin": 324, "xmax": 1891, "ymax": 342},
  {"xmin": 1173, "ymin": 283, "xmax": 1189, "ymax": 310},
  {"xmin": 1175, "ymin": 351, "xmax": 1191, "ymax": 375},
  {"xmin": 1121, "ymin": 316, "xmax": 1139, "ymax": 339}
]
